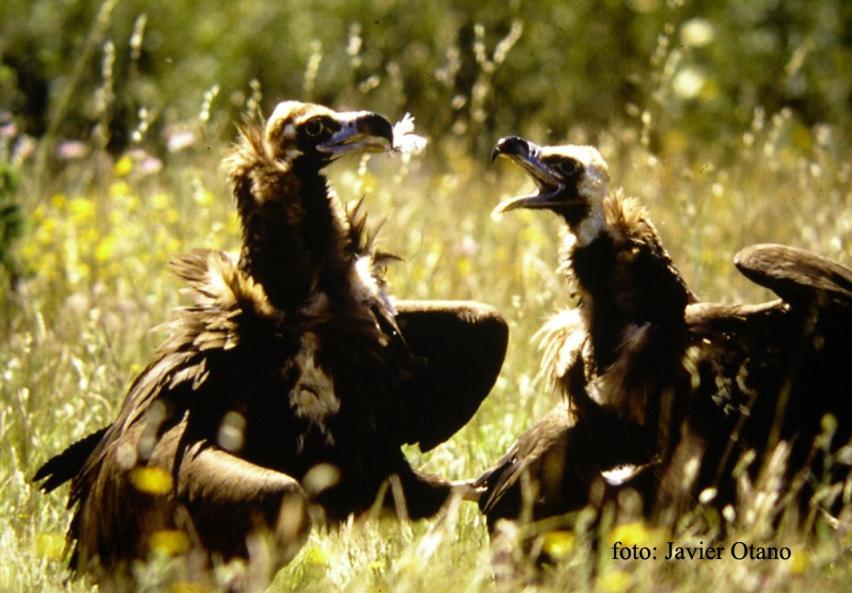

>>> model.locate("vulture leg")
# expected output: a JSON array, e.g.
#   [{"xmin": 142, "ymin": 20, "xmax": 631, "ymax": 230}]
[{"xmin": 394, "ymin": 300, "xmax": 508, "ymax": 451}]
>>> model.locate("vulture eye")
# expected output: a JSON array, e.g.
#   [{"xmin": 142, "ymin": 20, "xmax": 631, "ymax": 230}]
[
  {"xmin": 555, "ymin": 159, "xmax": 580, "ymax": 177},
  {"xmin": 303, "ymin": 118, "xmax": 326, "ymax": 137}
]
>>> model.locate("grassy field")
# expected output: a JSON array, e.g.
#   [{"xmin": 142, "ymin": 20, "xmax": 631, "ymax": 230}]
[
  {"xmin": 2, "ymin": 3, "xmax": 851, "ymax": 592},
  {"xmin": 2, "ymin": 105, "xmax": 850, "ymax": 592}
]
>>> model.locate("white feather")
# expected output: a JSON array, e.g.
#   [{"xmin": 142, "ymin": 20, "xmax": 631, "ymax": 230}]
[{"xmin": 391, "ymin": 113, "xmax": 428, "ymax": 155}]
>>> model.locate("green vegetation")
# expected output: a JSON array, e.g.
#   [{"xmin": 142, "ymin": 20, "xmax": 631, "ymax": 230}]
[{"xmin": 1, "ymin": 0, "xmax": 850, "ymax": 591}]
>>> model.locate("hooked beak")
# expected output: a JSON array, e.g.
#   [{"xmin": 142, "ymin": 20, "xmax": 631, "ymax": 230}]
[
  {"xmin": 491, "ymin": 136, "xmax": 566, "ymax": 215},
  {"xmin": 317, "ymin": 111, "xmax": 394, "ymax": 157}
]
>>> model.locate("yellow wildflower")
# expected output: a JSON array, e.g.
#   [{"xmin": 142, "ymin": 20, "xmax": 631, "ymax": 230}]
[
  {"xmin": 95, "ymin": 236, "xmax": 117, "ymax": 262},
  {"xmin": 599, "ymin": 569, "xmax": 631, "ymax": 593},
  {"xmin": 108, "ymin": 210, "xmax": 125, "ymax": 226},
  {"xmin": 788, "ymin": 548, "xmax": 810, "ymax": 575},
  {"xmin": 368, "ymin": 559, "xmax": 386, "ymax": 572},
  {"xmin": 79, "ymin": 228, "xmax": 99, "ymax": 249},
  {"xmin": 130, "ymin": 466, "xmax": 173, "ymax": 495},
  {"xmin": 113, "ymin": 155, "xmax": 133, "ymax": 176},
  {"xmin": 20, "ymin": 242, "xmax": 37, "ymax": 261},
  {"xmin": 149, "ymin": 529, "xmax": 190, "ymax": 556},
  {"xmin": 36, "ymin": 218, "xmax": 57, "ymax": 244},
  {"xmin": 304, "ymin": 545, "xmax": 329, "ymax": 566},
  {"xmin": 541, "ymin": 530, "xmax": 575, "ymax": 560},
  {"xmin": 152, "ymin": 192, "xmax": 169, "ymax": 209},
  {"xmin": 69, "ymin": 197, "xmax": 96, "ymax": 223},
  {"xmin": 109, "ymin": 181, "xmax": 131, "ymax": 200},
  {"xmin": 608, "ymin": 521, "xmax": 657, "ymax": 548},
  {"xmin": 126, "ymin": 195, "xmax": 140, "ymax": 212},
  {"xmin": 78, "ymin": 262, "xmax": 91, "ymax": 279},
  {"xmin": 51, "ymin": 194, "xmax": 67, "ymax": 209},
  {"xmin": 35, "ymin": 532, "xmax": 66, "ymax": 559}
]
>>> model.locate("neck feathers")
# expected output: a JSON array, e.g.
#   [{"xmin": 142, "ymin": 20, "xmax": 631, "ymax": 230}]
[
  {"xmin": 565, "ymin": 193, "xmax": 692, "ymax": 370},
  {"xmin": 224, "ymin": 122, "xmax": 348, "ymax": 310}
]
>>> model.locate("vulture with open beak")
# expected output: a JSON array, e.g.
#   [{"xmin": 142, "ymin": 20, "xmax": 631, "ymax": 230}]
[
  {"xmin": 34, "ymin": 102, "xmax": 507, "ymax": 585},
  {"xmin": 478, "ymin": 135, "xmax": 851, "ymax": 532}
]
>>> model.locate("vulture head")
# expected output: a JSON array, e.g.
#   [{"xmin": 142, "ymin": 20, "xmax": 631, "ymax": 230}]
[
  {"xmin": 492, "ymin": 136, "xmax": 610, "ymax": 244},
  {"xmin": 264, "ymin": 101, "xmax": 394, "ymax": 166},
  {"xmin": 224, "ymin": 101, "xmax": 396, "ymax": 309}
]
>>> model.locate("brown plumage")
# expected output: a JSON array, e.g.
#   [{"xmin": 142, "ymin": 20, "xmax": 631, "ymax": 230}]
[
  {"xmin": 34, "ymin": 102, "xmax": 507, "ymax": 585},
  {"xmin": 478, "ymin": 136, "xmax": 851, "ymax": 532}
]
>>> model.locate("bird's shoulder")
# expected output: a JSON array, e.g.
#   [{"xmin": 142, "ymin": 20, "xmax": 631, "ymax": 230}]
[
  {"xmin": 338, "ymin": 198, "xmax": 408, "ymax": 351},
  {"xmin": 603, "ymin": 192, "xmax": 697, "ymax": 304}
]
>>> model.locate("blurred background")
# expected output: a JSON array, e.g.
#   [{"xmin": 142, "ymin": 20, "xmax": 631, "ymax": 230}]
[
  {"xmin": 1, "ymin": 1, "xmax": 850, "ymax": 591},
  {"xmin": 2, "ymin": 0, "xmax": 850, "ymax": 157}
]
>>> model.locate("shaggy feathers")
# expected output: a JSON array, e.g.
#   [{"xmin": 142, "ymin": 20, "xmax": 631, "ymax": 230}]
[
  {"xmin": 480, "ymin": 137, "xmax": 851, "ymax": 533},
  {"xmin": 33, "ymin": 103, "xmax": 455, "ymax": 580}
]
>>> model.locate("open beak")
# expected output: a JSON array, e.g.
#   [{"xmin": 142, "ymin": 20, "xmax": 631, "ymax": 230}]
[
  {"xmin": 491, "ymin": 136, "xmax": 566, "ymax": 215},
  {"xmin": 317, "ymin": 111, "xmax": 394, "ymax": 157}
]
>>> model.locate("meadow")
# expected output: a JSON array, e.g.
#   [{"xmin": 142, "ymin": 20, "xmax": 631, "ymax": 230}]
[{"xmin": 1, "ymin": 1, "xmax": 850, "ymax": 591}]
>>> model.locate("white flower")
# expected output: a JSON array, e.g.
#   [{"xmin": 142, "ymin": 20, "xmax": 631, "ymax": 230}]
[{"xmin": 681, "ymin": 18, "xmax": 715, "ymax": 48}]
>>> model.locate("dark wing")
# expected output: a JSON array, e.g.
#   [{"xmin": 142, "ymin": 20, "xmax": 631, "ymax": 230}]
[
  {"xmin": 475, "ymin": 406, "xmax": 653, "ymax": 526},
  {"xmin": 734, "ymin": 243, "xmax": 852, "ymax": 308},
  {"xmin": 683, "ymin": 251, "xmax": 852, "ymax": 510},
  {"xmin": 475, "ymin": 404, "xmax": 574, "ymax": 518},
  {"xmin": 41, "ymin": 251, "xmax": 276, "ymax": 503},
  {"xmin": 394, "ymin": 300, "xmax": 508, "ymax": 452},
  {"xmin": 169, "ymin": 438, "xmax": 309, "ymax": 566},
  {"xmin": 64, "ymin": 347, "xmax": 228, "ymax": 529},
  {"xmin": 476, "ymin": 353, "xmax": 657, "ymax": 527},
  {"xmin": 343, "ymin": 199, "xmax": 508, "ymax": 451},
  {"xmin": 33, "ymin": 427, "xmax": 109, "ymax": 493},
  {"xmin": 685, "ymin": 299, "xmax": 788, "ymax": 332}
]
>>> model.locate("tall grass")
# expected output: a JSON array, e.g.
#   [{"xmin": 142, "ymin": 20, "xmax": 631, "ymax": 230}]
[{"xmin": 1, "ymin": 3, "xmax": 850, "ymax": 592}]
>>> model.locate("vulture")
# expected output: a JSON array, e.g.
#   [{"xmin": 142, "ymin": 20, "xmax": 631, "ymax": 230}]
[
  {"xmin": 34, "ymin": 102, "xmax": 507, "ymax": 585},
  {"xmin": 477, "ymin": 135, "xmax": 851, "ymax": 533}
]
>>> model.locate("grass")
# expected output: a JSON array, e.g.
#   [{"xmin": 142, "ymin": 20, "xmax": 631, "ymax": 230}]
[{"xmin": 2, "ymin": 9, "xmax": 851, "ymax": 592}]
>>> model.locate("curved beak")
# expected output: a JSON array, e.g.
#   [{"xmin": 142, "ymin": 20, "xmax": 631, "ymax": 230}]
[
  {"xmin": 317, "ymin": 111, "xmax": 394, "ymax": 157},
  {"xmin": 491, "ymin": 136, "xmax": 565, "ymax": 215}
]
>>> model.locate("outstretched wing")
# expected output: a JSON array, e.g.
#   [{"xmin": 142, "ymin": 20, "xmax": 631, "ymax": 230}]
[
  {"xmin": 734, "ymin": 243, "xmax": 852, "ymax": 308},
  {"xmin": 394, "ymin": 300, "xmax": 508, "ymax": 452}
]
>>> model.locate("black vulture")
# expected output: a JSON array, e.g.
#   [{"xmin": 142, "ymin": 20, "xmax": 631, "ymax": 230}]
[
  {"xmin": 478, "ymin": 135, "xmax": 851, "ymax": 533},
  {"xmin": 34, "ymin": 102, "xmax": 507, "ymax": 585}
]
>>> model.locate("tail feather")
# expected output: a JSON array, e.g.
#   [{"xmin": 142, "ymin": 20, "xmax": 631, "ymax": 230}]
[{"xmin": 33, "ymin": 426, "xmax": 109, "ymax": 493}]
